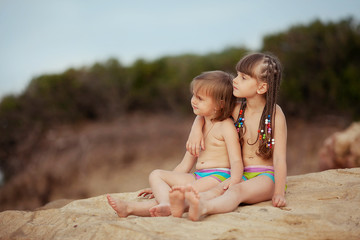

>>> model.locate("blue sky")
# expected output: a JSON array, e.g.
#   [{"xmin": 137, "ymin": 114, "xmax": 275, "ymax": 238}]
[{"xmin": 0, "ymin": 0, "xmax": 359, "ymax": 99}]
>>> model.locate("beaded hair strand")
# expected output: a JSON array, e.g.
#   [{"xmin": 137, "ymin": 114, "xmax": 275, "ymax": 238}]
[{"xmin": 236, "ymin": 53, "xmax": 282, "ymax": 159}]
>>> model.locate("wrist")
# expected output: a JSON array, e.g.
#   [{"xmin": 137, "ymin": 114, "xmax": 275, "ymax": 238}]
[
  {"xmin": 273, "ymin": 191, "xmax": 285, "ymax": 197},
  {"xmin": 230, "ymin": 177, "xmax": 241, "ymax": 185}
]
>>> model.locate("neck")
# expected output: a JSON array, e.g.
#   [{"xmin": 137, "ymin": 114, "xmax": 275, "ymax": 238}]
[
  {"xmin": 203, "ymin": 115, "xmax": 214, "ymax": 125},
  {"xmin": 245, "ymin": 95, "xmax": 266, "ymax": 113}
]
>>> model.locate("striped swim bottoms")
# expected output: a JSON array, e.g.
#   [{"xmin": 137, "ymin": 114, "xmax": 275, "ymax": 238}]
[
  {"xmin": 193, "ymin": 168, "xmax": 231, "ymax": 182},
  {"xmin": 242, "ymin": 165, "xmax": 275, "ymax": 183}
]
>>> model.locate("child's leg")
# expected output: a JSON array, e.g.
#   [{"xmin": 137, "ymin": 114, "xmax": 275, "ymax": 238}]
[
  {"xmin": 148, "ymin": 169, "xmax": 196, "ymax": 216},
  {"xmin": 186, "ymin": 175, "xmax": 274, "ymax": 221},
  {"xmin": 106, "ymin": 194, "xmax": 157, "ymax": 217},
  {"xmin": 169, "ymin": 177, "xmax": 223, "ymax": 217},
  {"xmin": 197, "ymin": 178, "xmax": 229, "ymax": 200},
  {"xmin": 191, "ymin": 176, "xmax": 225, "ymax": 192}
]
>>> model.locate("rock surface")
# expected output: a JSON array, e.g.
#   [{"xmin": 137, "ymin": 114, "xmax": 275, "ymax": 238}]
[
  {"xmin": 319, "ymin": 122, "xmax": 360, "ymax": 170},
  {"xmin": 1, "ymin": 168, "xmax": 359, "ymax": 240}
]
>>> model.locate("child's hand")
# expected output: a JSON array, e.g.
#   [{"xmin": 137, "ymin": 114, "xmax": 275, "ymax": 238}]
[
  {"xmin": 137, "ymin": 188, "xmax": 154, "ymax": 199},
  {"xmin": 223, "ymin": 181, "xmax": 231, "ymax": 190},
  {"xmin": 222, "ymin": 178, "xmax": 237, "ymax": 190},
  {"xmin": 272, "ymin": 194, "xmax": 286, "ymax": 207},
  {"xmin": 186, "ymin": 140, "xmax": 204, "ymax": 157},
  {"xmin": 186, "ymin": 134, "xmax": 205, "ymax": 157}
]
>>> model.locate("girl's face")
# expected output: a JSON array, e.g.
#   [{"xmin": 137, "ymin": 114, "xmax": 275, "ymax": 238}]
[
  {"xmin": 232, "ymin": 71, "xmax": 259, "ymax": 98},
  {"xmin": 191, "ymin": 89, "xmax": 217, "ymax": 118}
]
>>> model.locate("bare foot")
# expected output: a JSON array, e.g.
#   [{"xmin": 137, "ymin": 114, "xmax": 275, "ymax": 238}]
[
  {"xmin": 169, "ymin": 186, "xmax": 186, "ymax": 217},
  {"xmin": 185, "ymin": 185, "xmax": 205, "ymax": 221},
  {"xmin": 149, "ymin": 203, "xmax": 171, "ymax": 217},
  {"xmin": 106, "ymin": 194, "xmax": 129, "ymax": 218}
]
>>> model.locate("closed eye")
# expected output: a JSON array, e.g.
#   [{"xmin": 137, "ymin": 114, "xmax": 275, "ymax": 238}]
[{"xmin": 241, "ymin": 73, "xmax": 250, "ymax": 80}]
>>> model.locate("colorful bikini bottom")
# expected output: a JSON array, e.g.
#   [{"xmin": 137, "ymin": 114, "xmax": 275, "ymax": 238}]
[
  {"xmin": 242, "ymin": 165, "xmax": 275, "ymax": 183},
  {"xmin": 193, "ymin": 168, "xmax": 231, "ymax": 183}
]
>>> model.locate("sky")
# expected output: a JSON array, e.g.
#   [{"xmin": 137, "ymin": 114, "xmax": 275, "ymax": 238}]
[{"xmin": 0, "ymin": 0, "xmax": 359, "ymax": 99}]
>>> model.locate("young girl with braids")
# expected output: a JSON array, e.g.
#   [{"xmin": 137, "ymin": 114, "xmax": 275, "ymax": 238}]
[{"xmin": 176, "ymin": 52, "xmax": 287, "ymax": 221}]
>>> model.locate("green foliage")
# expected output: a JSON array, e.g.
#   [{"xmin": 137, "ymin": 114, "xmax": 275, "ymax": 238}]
[
  {"xmin": 262, "ymin": 17, "xmax": 360, "ymax": 118},
  {"xmin": 0, "ymin": 95, "xmax": 20, "ymax": 113},
  {"xmin": 1, "ymin": 17, "xmax": 360, "ymax": 181}
]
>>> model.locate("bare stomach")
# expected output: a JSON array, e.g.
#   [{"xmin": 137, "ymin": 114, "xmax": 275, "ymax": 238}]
[
  {"xmin": 243, "ymin": 154, "xmax": 273, "ymax": 167},
  {"xmin": 196, "ymin": 148, "xmax": 231, "ymax": 170},
  {"xmin": 195, "ymin": 159, "xmax": 231, "ymax": 170}
]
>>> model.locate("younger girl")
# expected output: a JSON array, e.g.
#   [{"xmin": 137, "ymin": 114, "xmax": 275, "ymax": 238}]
[
  {"xmin": 107, "ymin": 70, "xmax": 243, "ymax": 217},
  {"xmin": 181, "ymin": 52, "xmax": 287, "ymax": 221}
]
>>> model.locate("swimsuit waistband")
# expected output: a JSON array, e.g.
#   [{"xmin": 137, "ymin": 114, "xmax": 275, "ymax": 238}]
[
  {"xmin": 244, "ymin": 165, "xmax": 274, "ymax": 172},
  {"xmin": 195, "ymin": 168, "xmax": 231, "ymax": 173}
]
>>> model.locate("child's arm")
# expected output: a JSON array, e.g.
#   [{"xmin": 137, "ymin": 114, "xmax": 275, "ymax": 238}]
[
  {"xmin": 222, "ymin": 119, "xmax": 244, "ymax": 187},
  {"xmin": 186, "ymin": 116, "xmax": 205, "ymax": 157},
  {"xmin": 172, "ymin": 151, "xmax": 197, "ymax": 173},
  {"xmin": 272, "ymin": 105, "xmax": 287, "ymax": 207}
]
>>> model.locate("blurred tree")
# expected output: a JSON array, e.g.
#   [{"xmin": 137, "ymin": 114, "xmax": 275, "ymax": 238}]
[
  {"xmin": 1, "ymin": 17, "xmax": 359, "ymax": 182},
  {"xmin": 262, "ymin": 17, "xmax": 360, "ymax": 118}
]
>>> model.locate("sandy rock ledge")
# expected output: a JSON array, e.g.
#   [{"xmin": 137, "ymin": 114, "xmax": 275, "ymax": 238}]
[{"xmin": 1, "ymin": 168, "xmax": 359, "ymax": 240}]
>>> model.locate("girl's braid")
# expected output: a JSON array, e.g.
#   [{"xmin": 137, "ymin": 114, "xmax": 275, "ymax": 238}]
[{"xmin": 257, "ymin": 54, "xmax": 282, "ymax": 159}]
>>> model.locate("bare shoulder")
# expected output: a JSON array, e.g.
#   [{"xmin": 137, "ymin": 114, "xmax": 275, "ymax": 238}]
[
  {"xmin": 218, "ymin": 118, "xmax": 235, "ymax": 128},
  {"xmin": 274, "ymin": 104, "xmax": 287, "ymax": 127},
  {"xmin": 212, "ymin": 118, "xmax": 235, "ymax": 132},
  {"xmin": 214, "ymin": 118, "xmax": 237, "ymax": 138}
]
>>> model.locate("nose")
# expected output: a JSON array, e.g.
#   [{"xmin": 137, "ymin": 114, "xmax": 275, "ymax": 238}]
[{"xmin": 233, "ymin": 76, "xmax": 238, "ymax": 85}]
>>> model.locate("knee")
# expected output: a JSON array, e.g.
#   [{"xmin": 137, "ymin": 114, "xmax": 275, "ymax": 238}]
[{"xmin": 149, "ymin": 169, "xmax": 164, "ymax": 181}]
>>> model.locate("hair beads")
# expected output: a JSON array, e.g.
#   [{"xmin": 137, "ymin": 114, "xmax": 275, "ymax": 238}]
[
  {"xmin": 235, "ymin": 109, "xmax": 244, "ymax": 132},
  {"xmin": 258, "ymin": 115, "xmax": 274, "ymax": 148},
  {"xmin": 236, "ymin": 110, "xmax": 275, "ymax": 149},
  {"xmin": 265, "ymin": 115, "xmax": 274, "ymax": 148}
]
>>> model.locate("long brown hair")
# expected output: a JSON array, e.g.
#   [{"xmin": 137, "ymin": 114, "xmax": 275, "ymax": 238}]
[
  {"xmin": 191, "ymin": 70, "xmax": 236, "ymax": 121},
  {"xmin": 236, "ymin": 53, "xmax": 282, "ymax": 159}
]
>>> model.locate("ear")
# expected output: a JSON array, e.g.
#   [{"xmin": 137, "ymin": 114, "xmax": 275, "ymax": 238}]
[
  {"xmin": 215, "ymin": 100, "xmax": 225, "ymax": 111},
  {"xmin": 257, "ymin": 82, "xmax": 268, "ymax": 95},
  {"xmin": 219, "ymin": 100, "xmax": 225, "ymax": 109}
]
